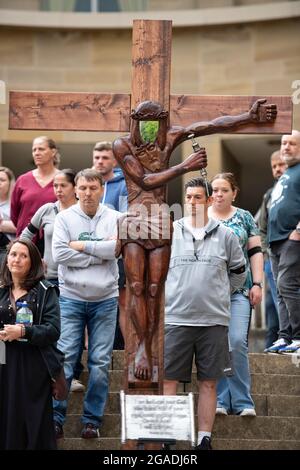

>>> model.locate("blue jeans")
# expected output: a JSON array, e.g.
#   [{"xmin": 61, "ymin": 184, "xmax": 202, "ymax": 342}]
[
  {"xmin": 264, "ymin": 259, "xmax": 279, "ymax": 348},
  {"xmin": 73, "ymin": 333, "xmax": 85, "ymax": 380},
  {"xmin": 48, "ymin": 279, "xmax": 85, "ymax": 380},
  {"xmin": 217, "ymin": 292, "xmax": 254, "ymax": 413},
  {"xmin": 53, "ymin": 296, "xmax": 117, "ymax": 427},
  {"xmin": 265, "ymin": 287, "xmax": 279, "ymax": 348}
]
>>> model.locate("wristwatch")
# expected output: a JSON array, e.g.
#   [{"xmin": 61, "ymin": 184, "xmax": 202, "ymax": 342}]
[
  {"xmin": 296, "ymin": 224, "xmax": 300, "ymax": 234},
  {"xmin": 252, "ymin": 282, "xmax": 263, "ymax": 288}
]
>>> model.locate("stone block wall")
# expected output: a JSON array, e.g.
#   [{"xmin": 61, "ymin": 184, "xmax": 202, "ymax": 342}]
[{"xmin": 0, "ymin": 14, "xmax": 299, "ymax": 192}]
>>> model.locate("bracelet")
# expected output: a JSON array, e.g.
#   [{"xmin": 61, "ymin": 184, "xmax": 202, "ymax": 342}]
[
  {"xmin": 252, "ymin": 282, "xmax": 263, "ymax": 288},
  {"xmin": 20, "ymin": 325, "xmax": 25, "ymax": 338}
]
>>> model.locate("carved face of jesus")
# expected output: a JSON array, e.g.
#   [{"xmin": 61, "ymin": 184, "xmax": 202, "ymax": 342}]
[{"xmin": 135, "ymin": 143, "xmax": 161, "ymax": 172}]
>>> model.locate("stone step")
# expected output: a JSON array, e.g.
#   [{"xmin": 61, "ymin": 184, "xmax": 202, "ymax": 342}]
[
  {"xmin": 78, "ymin": 369, "xmax": 300, "ymax": 395},
  {"xmin": 65, "ymin": 351, "xmax": 300, "ymax": 450},
  {"xmin": 267, "ymin": 395, "xmax": 300, "ymax": 417},
  {"xmin": 58, "ymin": 437, "xmax": 300, "ymax": 451},
  {"xmin": 212, "ymin": 415, "xmax": 300, "ymax": 441},
  {"xmin": 185, "ymin": 372, "xmax": 300, "ymax": 395},
  {"xmin": 107, "ymin": 351, "xmax": 300, "ymax": 375},
  {"xmin": 58, "ymin": 438, "xmax": 120, "ymax": 450},
  {"xmin": 62, "ymin": 414, "xmax": 300, "ymax": 441},
  {"xmin": 249, "ymin": 353, "xmax": 300, "ymax": 375},
  {"xmin": 68, "ymin": 391, "xmax": 300, "ymax": 417}
]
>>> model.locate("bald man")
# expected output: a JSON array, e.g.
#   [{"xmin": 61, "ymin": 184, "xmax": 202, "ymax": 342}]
[{"xmin": 266, "ymin": 130, "xmax": 300, "ymax": 353}]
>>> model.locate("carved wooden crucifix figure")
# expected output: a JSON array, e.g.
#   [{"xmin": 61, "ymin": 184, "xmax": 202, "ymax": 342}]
[{"xmin": 9, "ymin": 20, "xmax": 292, "ymax": 394}]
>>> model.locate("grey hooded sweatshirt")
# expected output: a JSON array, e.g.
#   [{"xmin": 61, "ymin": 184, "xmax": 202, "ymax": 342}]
[
  {"xmin": 52, "ymin": 203, "xmax": 120, "ymax": 301},
  {"xmin": 165, "ymin": 218, "xmax": 246, "ymax": 327}
]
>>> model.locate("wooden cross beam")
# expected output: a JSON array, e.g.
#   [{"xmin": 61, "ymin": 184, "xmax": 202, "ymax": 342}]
[
  {"xmin": 8, "ymin": 20, "xmax": 293, "ymax": 398},
  {"xmin": 9, "ymin": 90, "xmax": 291, "ymax": 134}
]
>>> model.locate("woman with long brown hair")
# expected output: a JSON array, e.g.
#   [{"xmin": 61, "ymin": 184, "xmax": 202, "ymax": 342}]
[{"xmin": 0, "ymin": 239, "xmax": 61, "ymax": 449}]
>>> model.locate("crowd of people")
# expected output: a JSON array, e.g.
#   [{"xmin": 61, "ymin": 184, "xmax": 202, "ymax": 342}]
[{"xmin": 0, "ymin": 130, "xmax": 299, "ymax": 450}]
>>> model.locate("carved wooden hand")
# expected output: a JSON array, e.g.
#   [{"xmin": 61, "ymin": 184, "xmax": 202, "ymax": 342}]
[{"xmin": 249, "ymin": 98, "xmax": 277, "ymax": 123}]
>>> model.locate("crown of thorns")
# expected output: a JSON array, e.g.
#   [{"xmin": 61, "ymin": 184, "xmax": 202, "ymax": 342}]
[{"xmin": 130, "ymin": 101, "xmax": 169, "ymax": 120}]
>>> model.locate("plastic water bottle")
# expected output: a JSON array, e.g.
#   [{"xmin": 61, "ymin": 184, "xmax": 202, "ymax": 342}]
[{"xmin": 16, "ymin": 301, "xmax": 33, "ymax": 342}]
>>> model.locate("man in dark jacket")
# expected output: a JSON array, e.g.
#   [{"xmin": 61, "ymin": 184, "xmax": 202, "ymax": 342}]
[
  {"xmin": 258, "ymin": 150, "xmax": 286, "ymax": 349},
  {"xmin": 92, "ymin": 141, "xmax": 128, "ymax": 350}
]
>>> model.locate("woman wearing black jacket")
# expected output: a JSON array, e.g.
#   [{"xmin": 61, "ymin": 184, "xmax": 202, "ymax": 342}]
[{"xmin": 0, "ymin": 238, "xmax": 61, "ymax": 450}]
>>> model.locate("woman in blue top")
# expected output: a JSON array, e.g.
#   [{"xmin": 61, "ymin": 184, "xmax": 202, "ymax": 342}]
[{"xmin": 209, "ymin": 173, "xmax": 263, "ymax": 416}]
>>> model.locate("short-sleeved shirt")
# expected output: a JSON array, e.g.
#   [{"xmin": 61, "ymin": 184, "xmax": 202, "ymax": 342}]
[
  {"xmin": 268, "ymin": 163, "xmax": 300, "ymax": 243},
  {"xmin": 219, "ymin": 208, "xmax": 259, "ymax": 295}
]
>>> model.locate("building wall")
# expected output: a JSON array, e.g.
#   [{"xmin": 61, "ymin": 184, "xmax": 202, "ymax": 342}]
[
  {"xmin": 0, "ymin": 10, "xmax": 299, "ymax": 208},
  {"xmin": 0, "ymin": 0, "xmax": 294, "ymax": 10}
]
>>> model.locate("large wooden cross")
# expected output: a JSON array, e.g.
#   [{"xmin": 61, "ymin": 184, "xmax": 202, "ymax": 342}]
[{"xmin": 9, "ymin": 20, "xmax": 292, "ymax": 396}]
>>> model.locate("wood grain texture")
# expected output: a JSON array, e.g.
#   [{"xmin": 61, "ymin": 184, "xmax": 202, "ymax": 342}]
[
  {"xmin": 131, "ymin": 19, "xmax": 172, "ymax": 112},
  {"xmin": 170, "ymin": 95, "xmax": 292, "ymax": 134},
  {"xmin": 10, "ymin": 92, "xmax": 292, "ymax": 134},
  {"xmin": 124, "ymin": 289, "xmax": 164, "ymax": 395},
  {"xmin": 9, "ymin": 91, "xmax": 131, "ymax": 131}
]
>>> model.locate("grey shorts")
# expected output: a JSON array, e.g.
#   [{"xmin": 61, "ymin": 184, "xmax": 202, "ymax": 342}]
[{"xmin": 164, "ymin": 324, "xmax": 229, "ymax": 382}]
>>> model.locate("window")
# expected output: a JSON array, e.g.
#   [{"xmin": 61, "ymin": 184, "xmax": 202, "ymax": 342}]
[{"xmin": 39, "ymin": 0, "xmax": 147, "ymax": 12}]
